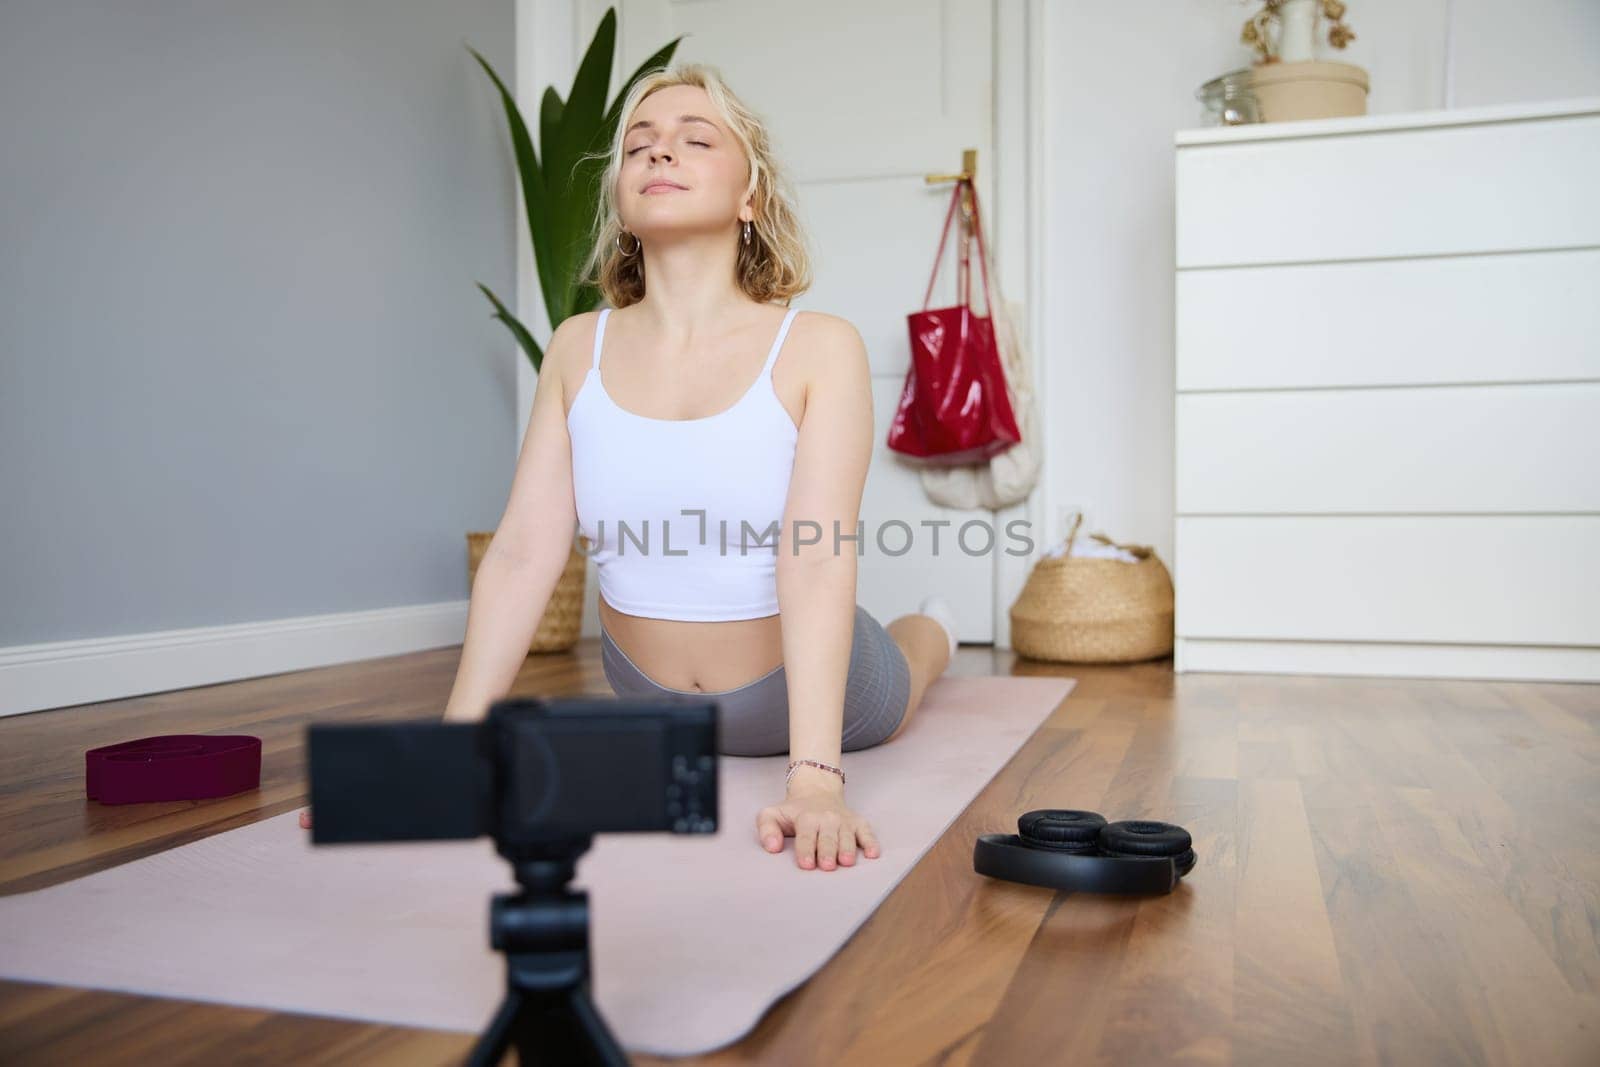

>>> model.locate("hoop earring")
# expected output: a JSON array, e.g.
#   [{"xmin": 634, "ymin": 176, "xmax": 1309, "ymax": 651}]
[
  {"xmin": 615, "ymin": 230, "xmax": 641, "ymax": 255},
  {"xmin": 742, "ymin": 221, "xmax": 752, "ymax": 245}
]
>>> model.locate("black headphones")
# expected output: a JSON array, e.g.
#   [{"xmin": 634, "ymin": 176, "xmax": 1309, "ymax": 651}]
[{"xmin": 972, "ymin": 809, "xmax": 1197, "ymax": 896}]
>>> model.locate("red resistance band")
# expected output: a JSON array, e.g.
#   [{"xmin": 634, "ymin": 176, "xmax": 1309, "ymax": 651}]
[{"xmin": 85, "ymin": 734, "xmax": 262, "ymax": 805}]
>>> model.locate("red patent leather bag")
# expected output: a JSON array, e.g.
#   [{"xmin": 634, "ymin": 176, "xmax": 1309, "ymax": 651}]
[{"xmin": 887, "ymin": 177, "xmax": 1022, "ymax": 465}]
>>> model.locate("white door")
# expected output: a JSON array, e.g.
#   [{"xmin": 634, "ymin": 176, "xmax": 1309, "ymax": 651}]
[{"xmin": 591, "ymin": 0, "xmax": 1004, "ymax": 643}]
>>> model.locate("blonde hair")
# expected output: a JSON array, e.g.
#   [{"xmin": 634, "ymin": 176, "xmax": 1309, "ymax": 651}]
[{"xmin": 577, "ymin": 63, "xmax": 812, "ymax": 309}]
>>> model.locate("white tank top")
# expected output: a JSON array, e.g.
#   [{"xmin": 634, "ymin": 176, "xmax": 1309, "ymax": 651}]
[{"xmin": 566, "ymin": 305, "xmax": 802, "ymax": 621}]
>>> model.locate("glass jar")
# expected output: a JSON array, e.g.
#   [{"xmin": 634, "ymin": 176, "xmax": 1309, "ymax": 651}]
[{"xmin": 1196, "ymin": 68, "xmax": 1261, "ymax": 126}]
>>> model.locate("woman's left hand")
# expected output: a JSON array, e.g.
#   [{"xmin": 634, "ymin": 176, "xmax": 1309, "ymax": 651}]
[{"xmin": 756, "ymin": 786, "xmax": 881, "ymax": 871}]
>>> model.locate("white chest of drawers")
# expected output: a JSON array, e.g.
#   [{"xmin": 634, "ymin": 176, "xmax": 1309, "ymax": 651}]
[{"xmin": 1172, "ymin": 97, "xmax": 1600, "ymax": 682}]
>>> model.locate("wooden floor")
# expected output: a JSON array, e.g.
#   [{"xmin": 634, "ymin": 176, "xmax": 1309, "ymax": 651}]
[{"xmin": 2, "ymin": 639, "xmax": 1597, "ymax": 1066}]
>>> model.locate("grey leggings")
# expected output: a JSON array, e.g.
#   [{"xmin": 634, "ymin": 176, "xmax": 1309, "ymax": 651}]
[{"xmin": 599, "ymin": 604, "xmax": 913, "ymax": 757}]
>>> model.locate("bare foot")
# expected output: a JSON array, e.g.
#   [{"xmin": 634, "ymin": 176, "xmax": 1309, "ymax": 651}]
[
  {"xmin": 299, "ymin": 808, "xmax": 312, "ymax": 830},
  {"xmin": 917, "ymin": 594, "xmax": 958, "ymax": 664}
]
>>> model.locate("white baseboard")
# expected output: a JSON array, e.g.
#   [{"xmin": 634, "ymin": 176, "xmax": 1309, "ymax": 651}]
[
  {"xmin": 0, "ymin": 601, "xmax": 469, "ymax": 719},
  {"xmin": 1174, "ymin": 637, "xmax": 1600, "ymax": 683}
]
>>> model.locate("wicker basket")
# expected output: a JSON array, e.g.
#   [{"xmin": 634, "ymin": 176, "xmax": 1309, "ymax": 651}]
[
  {"xmin": 466, "ymin": 531, "xmax": 589, "ymax": 654},
  {"xmin": 1010, "ymin": 514, "xmax": 1174, "ymax": 663}
]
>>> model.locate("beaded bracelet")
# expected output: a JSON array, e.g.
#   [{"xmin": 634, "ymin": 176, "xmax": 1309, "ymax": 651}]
[{"xmin": 786, "ymin": 758, "xmax": 845, "ymax": 787}]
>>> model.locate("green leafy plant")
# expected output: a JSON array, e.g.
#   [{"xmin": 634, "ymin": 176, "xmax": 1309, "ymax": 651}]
[{"xmin": 466, "ymin": 7, "xmax": 684, "ymax": 372}]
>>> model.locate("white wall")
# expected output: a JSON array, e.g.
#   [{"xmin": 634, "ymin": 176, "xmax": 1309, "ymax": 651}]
[{"xmin": 1038, "ymin": 0, "xmax": 1600, "ymax": 568}]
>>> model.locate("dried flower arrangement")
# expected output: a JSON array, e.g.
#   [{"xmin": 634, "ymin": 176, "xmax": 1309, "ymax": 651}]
[{"xmin": 1241, "ymin": 0, "xmax": 1356, "ymax": 63}]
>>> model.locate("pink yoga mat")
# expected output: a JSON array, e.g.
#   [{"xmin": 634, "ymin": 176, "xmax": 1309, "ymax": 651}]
[{"xmin": 0, "ymin": 675, "xmax": 1072, "ymax": 1057}]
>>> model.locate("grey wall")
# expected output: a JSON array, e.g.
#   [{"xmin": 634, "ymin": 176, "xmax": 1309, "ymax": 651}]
[{"xmin": 0, "ymin": 0, "xmax": 518, "ymax": 645}]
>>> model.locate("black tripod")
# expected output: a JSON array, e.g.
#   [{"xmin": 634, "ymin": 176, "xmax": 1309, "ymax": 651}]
[{"xmin": 466, "ymin": 835, "xmax": 629, "ymax": 1066}]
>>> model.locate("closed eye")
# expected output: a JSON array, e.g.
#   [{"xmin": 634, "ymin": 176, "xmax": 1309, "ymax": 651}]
[{"xmin": 627, "ymin": 141, "xmax": 711, "ymax": 155}]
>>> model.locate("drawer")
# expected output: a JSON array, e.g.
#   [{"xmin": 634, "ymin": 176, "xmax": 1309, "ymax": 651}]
[
  {"xmin": 1176, "ymin": 110, "xmax": 1600, "ymax": 267},
  {"xmin": 1176, "ymin": 248, "xmax": 1600, "ymax": 391},
  {"xmin": 1174, "ymin": 515, "xmax": 1600, "ymax": 645},
  {"xmin": 1175, "ymin": 382, "xmax": 1600, "ymax": 514}
]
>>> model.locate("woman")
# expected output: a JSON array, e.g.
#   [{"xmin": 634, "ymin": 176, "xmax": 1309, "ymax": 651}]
[{"xmin": 301, "ymin": 65, "xmax": 958, "ymax": 873}]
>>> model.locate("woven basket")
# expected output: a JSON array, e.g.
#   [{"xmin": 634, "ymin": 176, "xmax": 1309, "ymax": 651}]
[
  {"xmin": 1010, "ymin": 514, "xmax": 1174, "ymax": 663},
  {"xmin": 466, "ymin": 531, "xmax": 589, "ymax": 654}
]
